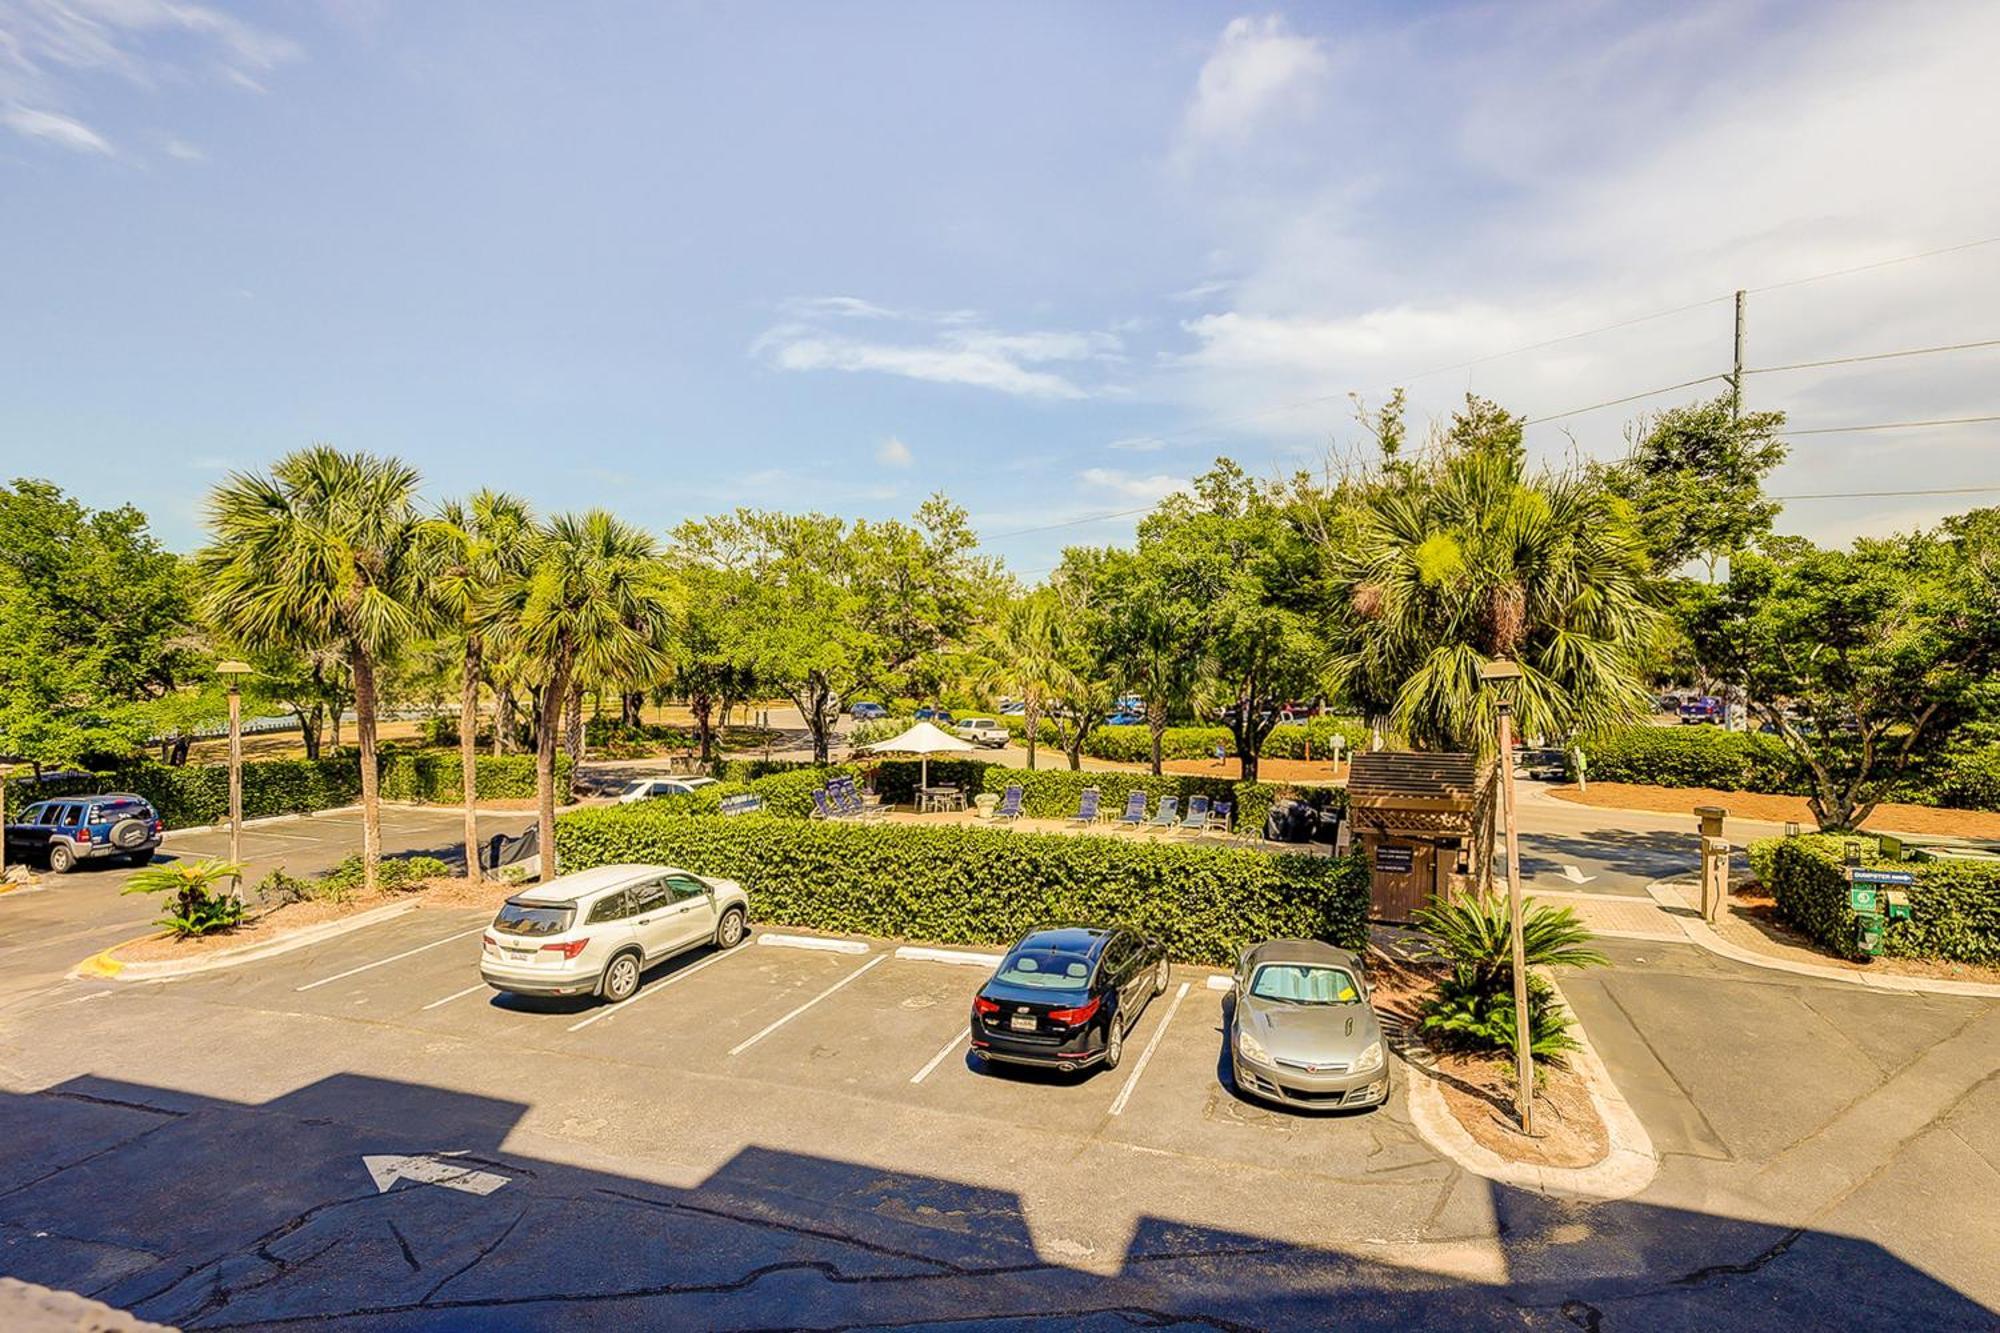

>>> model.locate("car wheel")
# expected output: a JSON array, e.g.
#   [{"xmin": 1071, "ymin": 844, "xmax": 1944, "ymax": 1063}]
[
  {"xmin": 714, "ymin": 906, "xmax": 747, "ymax": 949},
  {"xmin": 1101, "ymin": 1020, "xmax": 1126, "ymax": 1071},
  {"xmin": 48, "ymin": 843, "xmax": 76, "ymax": 874},
  {"xmin": 1151, "ymin": 957, "xmax": 1170, "ymax": 996},
  {"xmin": 600, "ymin": 951, "xmax": 641, "ymax": 1003},
  {"xmin": 127, "ymin": 850, "xmax": 156, "ymax": 866}
]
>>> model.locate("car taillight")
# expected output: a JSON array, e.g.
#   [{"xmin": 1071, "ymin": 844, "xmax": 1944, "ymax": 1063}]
[
  {"xmin": 539, "ymin": 939, "xmax": 590, "ymax": 959},
  {"xmin": 973, "ymin": 997, "xmax": 1000, "ymax": 1016},
  {"xmin": 74, "ymin": 828, "xmax": 91, "ymax": 843},
  {"xmin": 482, "ymin": 934, "xmax": 499, "ymax": 949},
  {"xmin": 1046, "ymin": 997, "xmax": 1101, "ymax": 1026},
  {"xmin": 151, "ymin": 819, "xmax": 164, "ymax": 834}
]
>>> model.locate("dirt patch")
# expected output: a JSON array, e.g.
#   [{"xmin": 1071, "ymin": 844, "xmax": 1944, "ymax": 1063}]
[
  {"xmin": 1547, "ymin": 782, "xmax": 2000, "ymax": 840},
  {"xmin": 1365, "ymin": 946, "xmax": 1609, "ymax": 1169},
  {"xmin": 1720, "ymin": 885, "xmax": 2000, "ymax": 986},
  {"xmin": 1160, "ymin": 756, "xmax": 1350, "ymax": 784},
  {"xmin": 111, "ymin": 874, "xmax": 512, "ymax": 963}
]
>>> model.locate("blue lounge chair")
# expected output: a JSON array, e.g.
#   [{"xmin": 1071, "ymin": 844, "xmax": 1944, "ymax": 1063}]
[
  {"xmin": 1114, "ymin": 790, "xmax": 1148, "ymax": 829},
  {"xmin": 810, "ymin": 788, "xmax": 843, "ymax": 820},
  {"xmin": 1180, "ymin": 795, "xmax": 1210, "ymax": 832},
  {"xmin": 1068, "ymin": 787, "xmax": 1102, "ymax": 825},
  {"xmin": 719, "ymin": 794, "xmax": 765, "ymax": 817},
  {"xmin": 830, "ymin": 777, "xmax": 884, "ymax": 819},
  {"xmin": 1205, "ymin": 799, "xmax": 1233, "ymax": 834},
  {"xmin": 993, "ymin": 784, "xmax": 1025, "ymax": 821},
  {"xmin": 1146, "ymin": 796, "xmax": 1180, "ymax": 832}
]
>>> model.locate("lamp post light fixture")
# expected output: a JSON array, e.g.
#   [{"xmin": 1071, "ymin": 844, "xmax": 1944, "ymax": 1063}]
[
  {"xmin": 216, "ymin": 660, "xmax": 254, "ymax": 896},
  {"xmin": 1477, "ymin": 655, "xmax": 1535, "ymax": 1136}
]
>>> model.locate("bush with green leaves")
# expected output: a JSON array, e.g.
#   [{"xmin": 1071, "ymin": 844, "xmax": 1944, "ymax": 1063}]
[
  {"xmin": 1262, "ymin": 717, "xmax": 1372, "ymax": 760},
  {"xmin": 1574, "ymin": 726, "xmax": 1804, "ymax": 793},
  {"xmin": 377, "ymin": 752, "xmax": 566, "ymax": 802},
  {"xmin": 553, "ymin": 805, "xmax": 1369, "ymax": 965},
  {"xmin": 848, "ymin": 717, "xmax": 917, "ymax": 748},
  {"xmin": 1412, "ymin": 894, "xmax": 1607, "ymax": 1062},
  {"xmin": 1763, "ymin": 834, "xmax": 2000, "ymax": 963},
  {"xmin": 122, "ymin": 857, "xmax": 247, "ymax": 938}
]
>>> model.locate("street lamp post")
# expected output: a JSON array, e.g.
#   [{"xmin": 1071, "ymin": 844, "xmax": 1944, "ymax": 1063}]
[
  {"xmin": 217, "ymin": 661, "xmax": 253, "ymax": 897},
  {"xmin": 1478, "ymin": 656, "xmax": 1535, "ymax": 1135}
]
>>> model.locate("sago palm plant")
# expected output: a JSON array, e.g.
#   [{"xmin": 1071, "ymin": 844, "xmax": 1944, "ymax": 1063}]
[
  {"xmin": 1412, "ymin": 893, "xmax": 1607, "ymax": 1060},
  {"xmin": 123, "ymin": 857, "xmax": 247, "ymax": 938}
]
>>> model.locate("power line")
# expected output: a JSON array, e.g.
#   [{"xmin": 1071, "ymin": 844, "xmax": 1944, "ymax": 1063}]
[
  {"xmin": 1774, "ymin": 484, "xmax": 2000, "ymax": 501},
  {"xmin": 1747, "ymin": 234, "xmax": 2000, "ymax": 295},
  {"xmin": 1782, "ymin": 415, "xmax": 2000, "ymax": 436},
  {"xmin": 1523, "ymin": 373, "xmax": 1730, "ymax": 426},
  {"xmin": 1746, "ymin": 338, "xmax": 2000, "ymax": 376},
  {"xmin": 981, "ymin": 504, "xmax": 1160, "ymax": 541}
]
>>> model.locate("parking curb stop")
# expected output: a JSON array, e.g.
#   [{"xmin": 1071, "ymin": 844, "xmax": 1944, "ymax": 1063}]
[
  {"xmin": 756, "ymin": 933, "xmax": 870, "ymax": 955},
  {"xmin": 893, "ymin": 945, "xmax": 1003, "ymax": 968}
]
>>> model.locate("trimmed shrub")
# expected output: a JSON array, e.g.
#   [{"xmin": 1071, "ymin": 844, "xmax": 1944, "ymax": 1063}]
[
  {"xmin": 1764, "ymin": 834, "xmax": 2000, "ymax": 963},
  {"xmin": 1920, "ymin": 742, "xmax": 2000, "ymax": 813},
  {"xmin": 715, "ymin": 757, "xmax": 824, "ymax": 783},
  {"xmin": 378, "ymin": 753, "xmax": 567, "ymax": 802},
  {"xmin": 1082, "ymin": 726, "xmax": 1234, "ymax": 764},
  {"xmin": 1263, "ymin": 717, "xmax": 1372, "ymax": 760},
  {"xmin": 1576, "ymin": 726, "xmax": 1804, "ymax": 793},
  {"xmin": 552, "ymin": 806, "xmax": 1369, "ymax": 964}
]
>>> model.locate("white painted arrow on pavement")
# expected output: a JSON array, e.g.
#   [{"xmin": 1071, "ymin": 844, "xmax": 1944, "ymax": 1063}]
[
  {"xmin": 363, "ymin": 1154, "xmax": 511, "ymax": 1197},
  {"xmin": 1559, "ymin": 864, "xmax": 1598, "ymax": 886}
]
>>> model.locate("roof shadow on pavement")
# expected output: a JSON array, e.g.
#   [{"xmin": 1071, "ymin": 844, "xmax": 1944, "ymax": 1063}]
[{"xmin": 0, "ymin": 1071, "xmax": 1990, "ymax": 1329}]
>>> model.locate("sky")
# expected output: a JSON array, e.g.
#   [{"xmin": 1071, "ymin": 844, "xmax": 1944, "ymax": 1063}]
[{"xmin": 2, "ymin": 0, "xmax": 1997, "ymax": 576}]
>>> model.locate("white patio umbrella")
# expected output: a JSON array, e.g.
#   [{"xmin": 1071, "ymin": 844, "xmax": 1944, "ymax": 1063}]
[{"xmin": 862, "ymin": 720, "xmax": 976, "ymax": 790}]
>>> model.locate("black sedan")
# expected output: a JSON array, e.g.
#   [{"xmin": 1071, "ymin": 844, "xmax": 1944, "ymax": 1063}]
[{"xmin": 970, "ymin": 926, "xmax": 1170, "ymax": 1074}]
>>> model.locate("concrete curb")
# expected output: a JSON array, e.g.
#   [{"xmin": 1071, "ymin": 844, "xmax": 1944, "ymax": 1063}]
[
  {"xmin": 893, "ymin": 945, "xmax": 1003, "ymax": 968},
  {"xmin": 755, "ymin": 932, "xmax": 870, "ymax": 955},
  {"xmin": 1402, "ymin": 976, "xmax": 1658, "ymax": 1202},
  {"xmin": 71, "ymin": 899, "xmax": 421, "ymax": 982},
  {"xmin": 1646, "ymin": 882, "xmax": 2000, "ymax": 999}
]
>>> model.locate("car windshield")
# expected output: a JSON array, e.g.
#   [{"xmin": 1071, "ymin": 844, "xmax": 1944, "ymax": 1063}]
[
  {"xmin": 1249, "ymin": 963, "xmax": 1360, "ymax": 1005},
  {"xmin": 994, "ymin": 947, "xmax": 1093, "ymax": 991},
  {"xmin": 493, "ymin": 900, "xmax": 575, "ymax": 936}
]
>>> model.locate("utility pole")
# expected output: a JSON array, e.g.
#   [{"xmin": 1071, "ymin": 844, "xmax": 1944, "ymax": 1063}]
[{"xmin": 1731, "ymin": 288, "xmax": 1746, "ymax": 422}]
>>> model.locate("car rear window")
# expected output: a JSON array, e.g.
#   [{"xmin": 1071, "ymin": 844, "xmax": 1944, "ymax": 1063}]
[
  {"xmin": 1249, "ymin": 963, "xmax": 1359, "ymax": 1005},
  {"xmin": 995, "ymin": 948, "xmax": 1093, "ymax": 991},
  {"xmin": 90, "ymin": 799, "xmax": 153, "ymax": 822},
  {"xmin": 493, "ymin": 900, "xmax": 575, "ymax": 936}
]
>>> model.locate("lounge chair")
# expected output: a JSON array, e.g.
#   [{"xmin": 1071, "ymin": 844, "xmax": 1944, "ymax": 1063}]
[
  {"xmin": 1113, "ymin": 790, "xmax": 1148, "ymax": 829},
  {"xmin": 1180, "ymin": 795, "xmax": 1210, "ymax": 832},
  {"xmin": 1205, "ymin": 799, "xmax": 1233, "ymax": 834},
  {"xmin": 993, "ymin": 784, "xmax": 1025, "ymax": 821},
  {"xmin": 831, "ymin": 777, "xmax": 887, "ymax": 819},
  {"xmin": 1145, "ymin": 796, "xmax": 1180, "ymax": 832},
  {"xmin": 810, "ymin": 788, "xmax": 842, "ymax": 820},
  {"xmin": 719, "ymin": 794, "xmax": 765, "ymax": 817},
  {"xmin": 1068, "ymin": 787, "xmax": 1102, "ymax": 825}
]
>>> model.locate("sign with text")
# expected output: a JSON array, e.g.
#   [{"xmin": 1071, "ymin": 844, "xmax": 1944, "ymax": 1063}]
[
  {"xmin": 1847, "ymin": 868, "xmax": 1916, "ymax": 887},
  {"xmin": 1374, "ymin": 845, "xmax": 1414, "ymax": 874}
]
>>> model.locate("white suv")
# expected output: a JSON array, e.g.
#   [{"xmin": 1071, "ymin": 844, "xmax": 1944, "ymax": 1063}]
[
  {"xmin": 953, "ymin": 718, "xmax": 1009, "ymax": 748},
  {"xmin": 480, "ymin": 863, "xmax": 749, "ymax": 1003}
]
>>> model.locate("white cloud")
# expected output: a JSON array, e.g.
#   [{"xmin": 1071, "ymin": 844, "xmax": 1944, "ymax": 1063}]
[
  {"xmin": 163, "ymin": 136, "xmax": 205, "ymax": 161},
  {"xmin": 3, "ymin": 104, "xmax": 111, "ymax": 153},
  {"xmin": 755, "ymin": 302, "xmax": 1125, "ymax": 400},
  {"xmin": 1078, "ymin": 467, "xmax": 1190, "ymax": 503},
  {"xmin": 1108, "ymin": 436, "xmax": 1169, "ymax": 453},
  {"xmin": 877, "ymin": 436, "xmax": 913, "ymax": 467},
  {"xmin": 1179, "ymin": 15, "xmax": 1329, "ymax": 151}
]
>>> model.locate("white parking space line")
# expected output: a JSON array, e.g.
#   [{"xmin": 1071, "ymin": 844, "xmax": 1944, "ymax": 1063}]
[
  {"xmin": 910, "ymin": 1026, "xmax": 970, "ymax": 1084},
  {"xmin": 757, "ymin": 933, "xmax": 870, "ymax": 955},
  {"xmin": 1108, "ymin": 981, "xmax": 1191, "ymax": 1117},
  {"xmin": 294, "ymin": 926, "xmax": 488, "ymax": 992},
  {"xmin": 421, "ymin": 983, "xmax": 489, "ymax": 1011},
  {"xmin": 565, "ymin": 947, "xmax": 739, "ymax": 1032},
  {"xmin": 728, "ymin": 955, "xmax": 888, "ymax": 1056}
]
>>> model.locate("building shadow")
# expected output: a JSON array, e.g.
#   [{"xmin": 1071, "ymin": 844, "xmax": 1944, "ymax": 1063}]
[{"xmin": 0, "ymin": 1071, "xmax": 1989, "ymax": 1329}]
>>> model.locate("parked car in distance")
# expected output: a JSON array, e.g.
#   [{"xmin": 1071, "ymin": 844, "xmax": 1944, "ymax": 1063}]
[
  {"xmin": 953, "ymin": 717, "xmax": 1009, "ymax": 748},
  {"xmin": 970, "ymin": 926, "xmax": 1170, "ymax": 1074},
  {"xmin": 4, "ymin": 794, "xmax": 164, "ymax": 873},
  {"xmin": 480, "ymin": 863, "xmax": 749, "ymax": 1003},
  {"xmin": 616, "ymin": 776, "xmax": 718, "ymax": 804},
  {"xmin": 850, "ymin": 701, "xmax": 888, "ymax": 720},
  {"xmin": 1228, "ymin": 939, "xmax": 1388, "ymax": 1111},
  {"xmin": 1678, "ymin": 697, "xmax": 1722, "ymax": 725},
  {"xmin": 998, "ymin": 701, "xmax": 1027, "ymax": 716},
  {"xmin": 914, "ymin": 705, "xmax": 956, "ymax": 724}
]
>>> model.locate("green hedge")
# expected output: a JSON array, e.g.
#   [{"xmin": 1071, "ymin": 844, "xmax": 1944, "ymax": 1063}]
[
  {"xmin": 1264, "ymin": 717, "xmax": 1371, "ymax": 759},
  {"xmin": 1759, "ymin": 834, "xmax": 2000, "ymax": 963},
  {"xmin": 972, "ymin": 767, "xmax": 1344, "ymax": 833},
  {"xmin": 1575, "ymin": 726, "xmax": 1805, "ymax": 793},
  {"xmin": 378, "ymin": 752, "xmax": 570, "ymax": 802},
  {"xmin": 552, "ymin": 806, "xmax": 1369, "ymax": 964},
  {"xmin": 1920, "ymin": 742, "xmax": 2000, "ymax": 813}
]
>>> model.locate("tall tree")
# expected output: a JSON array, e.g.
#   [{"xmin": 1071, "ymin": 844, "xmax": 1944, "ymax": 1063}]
[
  {"xmin": 198, "ymin": 447, "xmax": 438, "ymax": 893},
  {"xmin": 1098, "ymin": 543, "xmax": 1210, "ymax": 776},
  {"xmin": 1602, "ymin": 396, "xmax": 1788, "ymax": 578},
  {"xmin": 434, "ymin": 491, "xmax": 536, "ymax": 884},
  {"xmin": 1324, "ymin": 396, "xmax": 1658, "ymax": 755},
  {"xmin": 966, "ymin": 591, "xmax": 1072, "ymax": 770},
  {"xmin": 500, "ymin": 511, "xmax": 673, "ymax": 875}
]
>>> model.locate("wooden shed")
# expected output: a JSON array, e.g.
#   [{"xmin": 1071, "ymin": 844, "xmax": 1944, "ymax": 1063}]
[{"xmin": 1346, "ymin": 751, "xmax": 1489, "ymax": 921}]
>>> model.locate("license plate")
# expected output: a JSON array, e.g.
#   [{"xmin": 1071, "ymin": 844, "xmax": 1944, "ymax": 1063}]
[
  {"xmin": 506, "ymin": 949, "xmax": 534, "ymax": 962},
  {"xmin": 1009, "ymin": 1014, "xmax": 1037, "ymax": 1033}
]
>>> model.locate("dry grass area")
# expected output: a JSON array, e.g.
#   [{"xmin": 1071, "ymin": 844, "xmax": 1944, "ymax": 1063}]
[
  {"xmin": 113, "ymin": 874, "xmax": 513, "ymax": 963},
  {"xmin": 1723, "ymin": 884, "xmax": 2000, "ymax": 985},
  {"xmin": 1366, "ymin": 948, "xmax": 1609, "ymax": 1169},
  {"xmin": 1548, "ymin": 781, "xmax": 2000, "ymax": 839}
]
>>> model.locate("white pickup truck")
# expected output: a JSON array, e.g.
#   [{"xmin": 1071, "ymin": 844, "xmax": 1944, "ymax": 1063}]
[{"xmin": 953, "ymin": 718, "xmax": 1010, "ymax": 748}]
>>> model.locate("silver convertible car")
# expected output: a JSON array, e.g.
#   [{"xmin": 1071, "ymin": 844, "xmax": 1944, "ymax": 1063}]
[{"xmin": 1227, "ymin": 939, "xmax": 1389, "ymax": 1111}]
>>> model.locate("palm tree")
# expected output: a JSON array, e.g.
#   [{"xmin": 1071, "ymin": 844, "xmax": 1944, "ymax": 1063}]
[
  {"xmin": 199, "ymin": 447, "xmax": 438, "ymax": 894},
  {"xmin": 1327, "ymin": 405, "xmax": 1657, "ymax": 755},
  {"xmin": 434, "ymin": 491, "xmax": 536, "ymax": 883},
  {"xmin": 500, "ymin": 511, "xmax": 673, "ymax": 876},
  {"xmin": 966, "ymin": 592, "xmax": 1072, "ymax": 769}
]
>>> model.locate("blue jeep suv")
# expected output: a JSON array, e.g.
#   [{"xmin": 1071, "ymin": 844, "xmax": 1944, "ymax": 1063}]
[{"xmin": 5, "ymin": 794, "xmax": 164, "ymax": 873}]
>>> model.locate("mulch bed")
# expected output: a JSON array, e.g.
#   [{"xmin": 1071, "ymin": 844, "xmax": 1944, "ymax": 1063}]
[
  {"xmin": 1726, "ymin": 885, "xmax": 2000, "ymax": 985},
  {"xmin": 112, "ymin": 874, "xmax": 514, "ymax": 963},
  {"xmin": 1548, "ymin": 782, "xmax": 2000, "ymax": 839}
]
